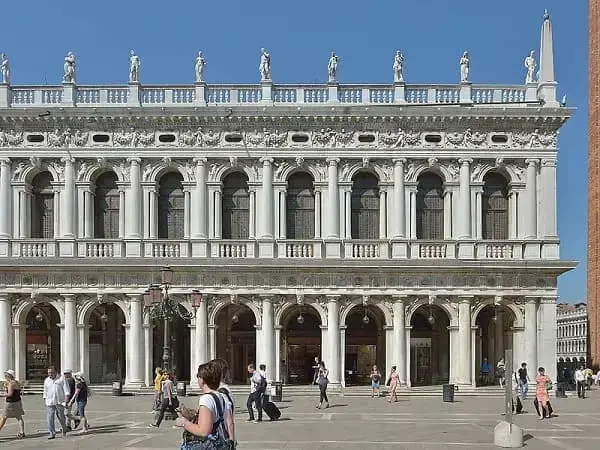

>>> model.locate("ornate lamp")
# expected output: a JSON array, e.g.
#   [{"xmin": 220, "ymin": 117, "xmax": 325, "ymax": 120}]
[
  {"xmin": 149, "ymin": 284, "xmax": 163, "ymax": 304},
  {"xmin": 35, "ymin": 311, "xmax": 43, "ymax": 322},
  {"xmin": 160, "ymin": 266, "xmax": 174, "ymax": 286},
  {"xmin": 143, "ymin": 290, "xmax": 152, "ymax": 308},
  {"xmin": 190, "ymin": 290, "xmax": 203, "ymax": 309},
  {"xmin": 427, "ymin": 306, "xmax": 435, "ymax": 325},
  {"xmin": 297, "ymin": 312, "xmax": 305, "ymax": 325}
]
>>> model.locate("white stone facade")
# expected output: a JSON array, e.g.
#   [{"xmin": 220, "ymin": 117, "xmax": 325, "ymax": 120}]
[
  {"xmin": 556, "ymin": 303, "xmax": 587, "ymax": 362},
  {"xmin": 0, "ymin": 14, "xmax": 574, "ymax": 388}
]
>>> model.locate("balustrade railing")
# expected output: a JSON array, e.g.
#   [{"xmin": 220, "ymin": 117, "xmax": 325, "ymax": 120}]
[
  {"xmin": 14, "ymin": 240, "xmax": 55, "ymax": 257},
  {"xmin": 280, "ymin": 241, "xmax": 316, "ymax": 258}
]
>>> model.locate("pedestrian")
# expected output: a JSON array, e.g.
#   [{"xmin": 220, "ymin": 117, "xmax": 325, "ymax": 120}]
[
  {"xmin": 176, "ymin": 361, "xmax": 234, "ymax": 449},
  {"xmin": 211, "ymin": 357, "xmax": 236, "ymax": 445},
  {"xmin": 152, "ymin": 367, "xmax": 163, "ymax": 412},
  {"xmin": 151, "ymin": 370, "xmax": 179, "ymax": 428},
  {"xmin": 67, "ymin": 372, "xmax": 89, "ymax": 433},
  {"xmin": 62, "ymin": 369, "xmax": 75, "ymax": 431},
  {"xmin": 311, "ymin": 356, "xmax": 320, "ymax": 385},
  {"xmin": 535, "ymin": 367, "xmax": 553, "ymax": 420},
  {"xmin": 370, "ymin": 365, "xmax": 382, "ymax": 398},
  {"xmin": 496, "ymin": 358, "xmax": 506, "ymax": 388},
  {"xmin": 0, "ymin": 369, "xmax": 25, "ymax": 438},
  {"xmin": 585, "ymin": 367, "xmax": 593, "ymax": 390},
  {"xmin": 43, "ymin": 366, "xmax": 68, "ymax": 439},
  {"xmin": 575, "ymin": 366, "xmax": 586, "ymax": 399},
  {"xmin": 480, "ymin": 358, "xmax": 490, "ymax": 386},
  {"xmin": 387, "ymin": 366, "xmax": 399, "ymax": 403},
  {"xmin": 316, "ymin": 361, "xmax": 329, "ymax": 409},
  {"xmin": 596, "ymin": 369, "xmax": 600, "ymax": 387},
  {"xmin": 511, "ymin": 371, "xmax": 523, "ymax": 414},
  {"xmin": 246, "ymin": 364, "xmax": 265, "ymax": 422},
  {"xmin": 517, "ymin": 362, "xmax": 530, "ymax": 399}
]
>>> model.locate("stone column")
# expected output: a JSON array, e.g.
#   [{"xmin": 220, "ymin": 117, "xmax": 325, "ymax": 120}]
[
  {"xmin": 392, "ymin": 297, "xmax": 406, "ymax": 384},
  {"xmin": 339, "ymin": 327, "xmax": 346, "ymax": 387},
  {"xmin": 274, "ymin": 327, "xmax": 281, "ymax": 382},
  {"xmin": 379, "ymin": 190, "xmax": 387, "ymax": 239},
  {"xmin": 409, "ymin": 189, "xmax": 417, "ymax": 239},
  {"xmin": 61, "ymin": 158, "xmax": 75, "ymax": 238},
  {"xmin": 457, "ymin": 158, "xmax": 472, "ymax": 239},
  {"xmin": 84, "ymin": 190, "xmax": 94, "ymax": 238},
  {"xmin": 62, "ymin": 294, "xmax": 78, "ymax": 372},
  {"xmin": 392, "ymin": 159, "xmax": 406, "ymax": 238},
  {"xmin": 119, "ymin": 189, "xmax": 125, "ymax": 238},
  {"xmin": 78, "ymin": 325, "xmax": 89, "ymax": 383},
  {"xmin": 314, "ymin": 190, "xmax": 322, "ymax": 239},
  {"xmin": 279, "ymin": 190, "xmax": 287, "ymax": 239},
  {"xmin": 457, "ymin": 296, "xmax": 472, "ymax": 385},
  {"xmin": 126, "ymin": 294, "xmax": 144, "ymax": 387},
  {"xmin": 143, "ymin": 313, "xmax": 152, "ymax": 388},
  {"xmin": 259, "ymin": 158, "xmax": 274, "ymax": 239},
  {"xmin": 195, "ymin": 296, "xmax": 208, "ymax": 367},
  {"xmin": 127, "ymin": 158, "xmax": 142, "ymax": 238},
  {"xmin": 192, "ymin": 158, "xmax": 208, "ymax": 238},
  {"xmin": 0, "ymin": 294, "xmax": 12, "ymax": 375},
  {"xmin": 13, "ymin": 324, "xmax": 26, "ymax": 381},
  {"xmin": 214, "ymin": 189, "xmax": 222, "ymax": 239},
  {"xmin": 327, "ymin": 296, "xmax": 340, "ymax": 384},
  {"xmin": 148, "ymin": 190, "xmax": 157, "ymax": 239},
  {"xmin": 525, "ymin": 159, "xmax": 538, "ymax": 239},
  {"xmin": 249, "ymin": 189, "xmax": 256, "ymax": 239},
  {"xmin": 208, "ymin": 326, "xmax": 217, "ymax": 360},
  {"xmin": 261, "ymin": 297, "xmax": 275, "ymax": 381},
  {"xmin": 326, "ymin": 158, "xmax": 340, "ymax": 238},
  {"xmin": 344, "ymin": 190, "xmax": 352, "ymax": 239},
  {"xmin": 524, "ymin": 297, "xmax": 538, "ymax": 373},
  {"xmin": 0, "ymin": 159, "xmax": 11, "ymax": 238},
  {"xmin": 184, "ymin": 190, "xmax": 191, "ymax": 238}
]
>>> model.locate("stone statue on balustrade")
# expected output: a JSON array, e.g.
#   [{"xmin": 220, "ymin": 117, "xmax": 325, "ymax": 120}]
[
  {"xmin": 195, "ymin": 51, "xmax": 206, "ymax": 83},
  {"xmin": 460, "ymin": 51, "xmax": 470, "ymax": 83},
  {"xmin": 1, "ymin": 53, "xmax": 9, "ymax": 84},
  {"xmin": 393, "ymin": 50, "xmax": 404, "ymax": 83},
  {"xmin": 328, "ymin": 51, "xmax": 338, "ymax": 82},
  {"xmin": 524, "ymin": 50, "xmax": 537, "ymax": 84},
  {"xmin": 63, "ymin": 52, "xmax": 76, "ymax": 83},
  {"xmin": 259, "ymin": 48, "xmax": 271, "ymax": 82},
  {"xmin": 129, "ymin": 50, "xmax": 141, "ymax": 83}
]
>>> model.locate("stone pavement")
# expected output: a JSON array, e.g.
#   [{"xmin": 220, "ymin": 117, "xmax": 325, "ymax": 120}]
[{"xmin": 1, "ymin": 389, "xmax": 599, "ymax": 449}]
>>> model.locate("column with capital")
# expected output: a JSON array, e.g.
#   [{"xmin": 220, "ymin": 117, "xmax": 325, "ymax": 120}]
[
  {"xmin": 191, "ymin": 158, "xmax": 207, "ymax": 239},
  {"xmin": 62, "ymin": 294, "xmax": 79, "ymax": 372},
  {"xmin": 524, "ymin": 297, "xmax": 538, "ymax": 376},
  {"xmin": 541, "ymin": 158, "xmax": 558, "ymax": 257},
  {"xmin": 325, "ymin": 158, "xmax": 341, "ymax": 258},
  {"xmin": 379, "ymin": 190, "xmax": 387, "ymax": 239},
  {"xmin": 457, "ymin": 159, "xmax": 474, "ymax": 258},
  {"xmin": 537, "ymin": 297, "xmax": 556, "ymax": 382},
  {"xmin": 524, "ymin": 159, "xmax": 539, "ymax": 258},
  {"xmin": 143, "ymin": 313, "xmax": 153, "ymax": 387},
  {"xmin": 125, "ymin": 294, "xmax": 144, "ymax": 387},
  {"xmin": 195, "ymin": 296, "xmax": 208, "ymax": 369},
  {"xmin": 327, "ymin": 297, "xmax": 340, "ymax": 384},
  {"xmin": 13, "ymin": 324, "xmax": 26, "ymax": 380},
  {"xmin": 0, "ymin": 294, "xmax": 12, "ymax": 375},
  {"xmin": 392, "ymin": 297, "xmax": 406, "ymax": 384},
  {"xmin": 457, "ymin": 296, "xmax": 472, "ymax": 385},
  {"xmin": 249, "ymin": 188, "xmax": 256, "ymax": 239},
  {"xmin": 392, "ymin": 158, "xmax": 406, "ymax": 237},
  {"xmin": 0, "ymin": 159, "xmax": 11, "ymax": 239},
  {"xmin": 78, "ymin": 324, "xmax": 89, "ymax": 383},
  {"xmin": 261, "ymin": 297, "xmax": 275, "ymax": 381},
  {"xmin": 126, "ymin": 158, "xmax": 142, "ymax": 256},
  {"xmin": 258, "ymin": 158, "xmax": 275, "ymax": 257},
  {"xmin": 61, "ymin": 158, "xmax": 75, "ymax": 238}
]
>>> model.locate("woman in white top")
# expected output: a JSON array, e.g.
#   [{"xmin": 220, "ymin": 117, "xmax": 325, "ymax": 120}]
[{"xmin": 176, "ymin": 362, "xmax": 234, "ymax": 449}]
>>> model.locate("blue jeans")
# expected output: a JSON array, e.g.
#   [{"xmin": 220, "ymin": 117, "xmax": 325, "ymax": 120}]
[
  {"xmin": 519, "ymin": 380, "xmax": 528, "ymax": 399},
  {"xmin": 76, "ymin": 400, "xmax": 87, "ymax": 417},
  {"xmin": 46, "ymin": 405, "xmax": 67, "ymax": 436}
]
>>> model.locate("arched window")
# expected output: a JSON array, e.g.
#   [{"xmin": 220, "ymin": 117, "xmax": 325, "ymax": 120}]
[
  {"xmin": 222, "ymin": 172, "xmax": 249, "ymax": 239},
  {"xmin": 94, "ymin": 172, "xmax": 119, "ymax": 239},
  {"xmin": 286, "ymin": 172, "xmax": 315, "ymax": 239},
  {"xmin": 31, "ymin": 171, "xmax": 54, "ymax": 238},
  {"xmin": 416, "ymin": 173, "xmax": 444, "ymax": 240},
  {"xmin": 351, "ymin": 172, "xmax": 379, "ymax": 239},
  {"xmin": 482, "ymin": 172, "xmax": 509, "ymax": 240},
  {"xmin": 158, "ymin": 172, "xmax": 185, "ymax": 239}
]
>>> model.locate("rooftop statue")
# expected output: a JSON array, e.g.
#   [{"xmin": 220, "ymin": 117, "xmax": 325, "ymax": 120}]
[
  {"xmin": 259, "ymin": 48, "xmax": 271, "ymax": 82},
  {"xmin": 328, "ymin": 51, "xmax": 338, "ymax": 82},
  {"xmin": 195, "ymin": 51, "xmax": 206, "ymax": 83},
  {"xmin": 0, "ymin": 53, "xmax": 9, "ymax": 85},
  {"xmin": 524, "ymin": 50, "xmax": 537, "ymax": 84},
  {"xmin": 460, "ymin": 51, "xmax": 469, "ymax": 83},
  {"xmin": 129, "ymin": 50, "xmax": 141, "ymax": 83},
  {"xmin": 63, "ymin": 52, "xmax": 76, "ymax": 83},
  {"xmin": 393, "ymin": 50, "xmax": 404, "ymax": 83}
]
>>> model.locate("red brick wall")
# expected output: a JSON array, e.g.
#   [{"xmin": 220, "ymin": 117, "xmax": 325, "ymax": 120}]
[{"xmin": 589, "ymin": 0, "xmax": 600, "ymax": 365}]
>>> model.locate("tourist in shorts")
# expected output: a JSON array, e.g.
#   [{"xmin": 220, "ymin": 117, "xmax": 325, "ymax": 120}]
[
  {"xmin": 370, "ymin": 365, "xmax": 381, "ymax": 398},
  {"xmin": 67, "ymin": 372, "xmax": 89, "ymax": 432},
  {"xmin": 0, "ymin": 370, "xmax": 25, "ymax": 439}
]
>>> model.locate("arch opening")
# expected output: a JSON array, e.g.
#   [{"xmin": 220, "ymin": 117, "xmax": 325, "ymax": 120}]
[
  {"xmin": 416, "ymin": 172, "xmax": 444, "ymax": 240},
  {"xmin": 410, "ymin": 305, "xmax": 450, "ymax": 386},
  {"xmin": 222, "ymin": 172, "xmax": 250, "ymax": 239},
  {"xmin": 88, "ymin": 303, "xmax": 126, "ymax": 383},
  {"xmin": 94, "ymin": 171, "xmax": 120, "ymax": 239},
  {"xmin": 25, "ymin": 303, "xmax": 60, "ymax": 379},
  {"xmin": 286, "ymin": 172, "xmax": 315, "ymax": 239},
  {"xmin": 351, "ymin": 172, "xmax": 379, "ymax": 239},
  {"xmin": 281, "ymin": 306, "xmax": 321, "ymax": 385},
  {"xmin": 151, "ymin": 303, "xmax": 191, "ymax": 381},
  {"xmin": 482, "ymin": 172, "xmax": 509, "ymax": 240},
  {"xmin": 158, "ymin": 172, "xmax": 185, "ymax": 239},
  {"xmin": 31, "ymin": 171, "xmax": 55, "ymax": 239}
]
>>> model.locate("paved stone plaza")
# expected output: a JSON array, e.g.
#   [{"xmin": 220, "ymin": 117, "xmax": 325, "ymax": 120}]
[{"xmin": 1, "ymin": 390, "xmax": 599, "ymax": 449}]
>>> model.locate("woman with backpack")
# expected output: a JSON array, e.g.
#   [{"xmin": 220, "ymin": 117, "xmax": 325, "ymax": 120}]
[
  {"xmin": 176, "ymin": 362, "xmax": 234, "ymax": 450},
  {"xmin": 370, "ymin": 365, "xmax": 382, "ymax": 398},
  {"xmin": 315, "ymin": 361, "xmax": 329, "ymax": 409}
]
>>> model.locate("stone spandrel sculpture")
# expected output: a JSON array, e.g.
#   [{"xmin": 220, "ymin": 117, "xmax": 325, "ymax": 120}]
[
  {"xmin": 129, "ymin": 49, "xmax": 141, "ymax": 83},
  {"xmin": 460, "ymin": 51, "xmax": 470, "ymax": 83},
  {"xmin": 195, "ymin": 51, "xmax": 206, "ymax": 83},
  {"xmin": 259, "ymin": 48, "xmax": 271, "ymax": 81},
  {"xmin": 393, "ymin": 50, "xmax": 404, "ymax": 83},
  {"xmin": 524, "ymin": 50, "xmax": 537, "ymax": 84},
  {"xmin": 63, "ymin": 51, "xmax": 76, "ymax": 83},
  {"xmin": 328, "ymin": 51, "xmax": 338, "ymax": 82},
  {"xmin": 0, "ymin": 53, "xmax": 9, "ymax": 84}
]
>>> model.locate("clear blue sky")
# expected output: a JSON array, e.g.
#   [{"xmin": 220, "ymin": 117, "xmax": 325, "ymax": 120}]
[{"xmin": 0, "ymin": 0, "xmax": 587, "ymax": 302}]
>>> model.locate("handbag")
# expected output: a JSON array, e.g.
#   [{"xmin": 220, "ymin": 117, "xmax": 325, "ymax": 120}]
[{"xmin": 546, "ymin": 382, "xmax": 553, "ymax": 391}]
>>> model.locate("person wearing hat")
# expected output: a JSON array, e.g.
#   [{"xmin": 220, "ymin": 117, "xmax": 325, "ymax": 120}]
[
  {"xmin": 66, "ymin": 372, "xmax": 89, "ymax": 432},
  {"xmin": 43, "ymin": 366, "xmax": 68, "ymax": 439},
  {"xmin": 0, "ymin": 369, "xmax": 25, "ymax": 438}
]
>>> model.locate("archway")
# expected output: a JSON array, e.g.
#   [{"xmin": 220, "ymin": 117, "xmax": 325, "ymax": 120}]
[
  {"xmin": 474, "ymin": 305, "xmax": 515, "ymax": 386},
  {"xmin": 25, "ymin": 303, "xmax": 60, "ymax": 380},
  {"xmin": 344, "ymin": 305, "xmax": 386, "ymax": 386},
  {"xmin": 281, "ymin": 306, "xmax": 321, "ymax": 385},
  {"xmin": 152, "ymin": 304, "xmax": 191, "ymax": 381},
  {"xmin": 87, "ymin": 303, "xmax": 126, "ymax": 383},
  {"xmin": 215, "ymin": 304, "xmax": 256, "ymax": 384},
  {"xmin": 410, "ymin": 305, "xmax": 450, "ymax": 386}
]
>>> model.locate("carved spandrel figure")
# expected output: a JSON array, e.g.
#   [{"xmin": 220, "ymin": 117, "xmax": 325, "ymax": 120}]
[
  {"xmin": 328, "ymin": 51, "xmax": 338, "ymax": 82},
  {"xmin": 63, "ymin": 52, "xmax": 76, "ymax": 83},
  {"xmin": 460, "ymin": 51, "xmax": 470, "ymax": 83},
  {"xmin": 259, "ymin": 48, "xmax": 271, "ymax": 81},
  {"xmin": 129, "ymin": 50, "xmax": 141, "ymax": 83},
  {"xmin": 195, "ymin": 51, "xmax": 206, "ymax": 83},
  {"xmin": 1, "ymin": 53, "xmax": 9, "ymax": 85},
  {"xmin": 524, "ymin": 50, "xmax": 537, "ymax": 84},
  {"xmin": 393, "ymin": 50, "xmax": 404, "ymax": 83}
]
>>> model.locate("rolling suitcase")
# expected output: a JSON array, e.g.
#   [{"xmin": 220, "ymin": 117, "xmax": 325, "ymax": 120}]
[{"xmin": 262, "ymin": 400, "xmax": 281, "ymax": 420}]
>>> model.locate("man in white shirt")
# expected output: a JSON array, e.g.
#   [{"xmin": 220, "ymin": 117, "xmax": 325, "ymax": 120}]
[
  {"xmin": 246, "ymin": 364, "xmax": 265, "ymax": 422},
  {"xmin": 43, "ymin": 366, "xmax": 68, "ymax": 439},
  {"xmin": 575, "ymin": 366, "xmax": 586, "ymax": 399}
]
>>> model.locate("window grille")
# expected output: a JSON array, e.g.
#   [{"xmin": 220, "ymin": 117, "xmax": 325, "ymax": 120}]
[
  {"xmin": 286, "ymin": 172, "xmax": 315, "ymax": 239},
  {"xmin": 350, "ymin": 172, "xmax": 380, "ymax": 239},
  {"xmin": 222, "ymin": 172, "xmax": 250, "ymax": 239},
  {"xmin": 158, "ymin": 172, "xmax": 185, "ymax": 239},
  {"xmin": 482, "ymin": 173, "xmax": 509, "ymax": 240},
  {"xmin": 94, "ymin": 172, "xmax": 120, "ymax": 239},
  {"xmin": 31, "ymin": 171, "xmax": 54, "ymax": 238},
  {"xmin": 416, "ymin": 173, "xmax": 444, "ymax": 240}
]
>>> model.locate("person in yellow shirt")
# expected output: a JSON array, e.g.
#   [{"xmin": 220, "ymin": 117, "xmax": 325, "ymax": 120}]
[{"xmin": 153, "ymin": 368, "xmax": 163, "ymax": 412}]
